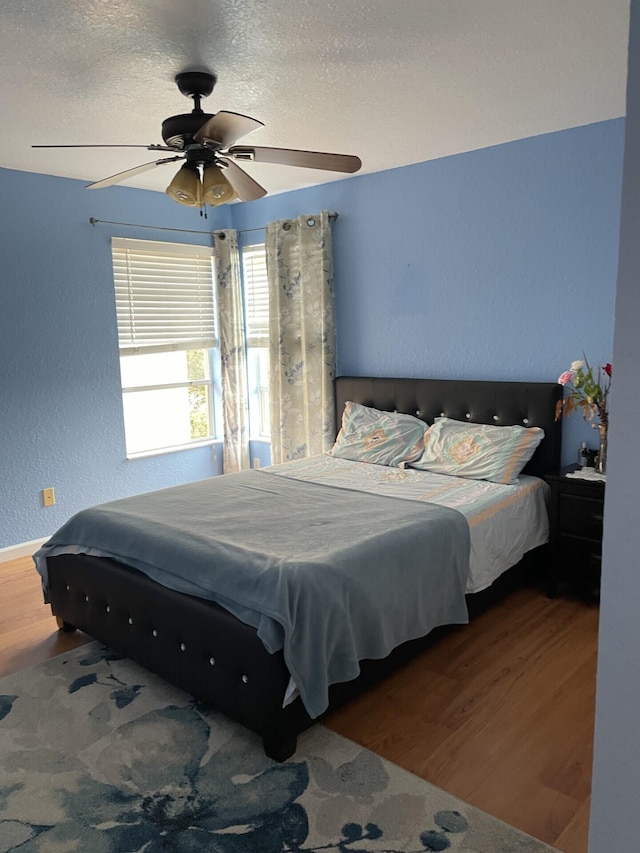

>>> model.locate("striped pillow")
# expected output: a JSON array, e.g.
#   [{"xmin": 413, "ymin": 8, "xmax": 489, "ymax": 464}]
[
  {"xmin": 328, "ymin": 402, "xmax": 427, "ymax": 467},
  {"xmin": 410, "ymin": 417, "xmax": 544, "ymax": 484}
]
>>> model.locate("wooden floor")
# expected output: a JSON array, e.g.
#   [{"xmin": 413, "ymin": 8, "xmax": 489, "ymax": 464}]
[
  {"xmin": 1, "ymin": 555, "xmax": 597, "ymax": 853},
  {"xmin": 0, "ymin": 556, "xmax": 90, "ymax": 677}
]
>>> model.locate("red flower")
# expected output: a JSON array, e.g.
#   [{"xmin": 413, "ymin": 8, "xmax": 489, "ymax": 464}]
[{"xmin": 603, "ymin": 363, "xmax": 612, "ymax": 377}]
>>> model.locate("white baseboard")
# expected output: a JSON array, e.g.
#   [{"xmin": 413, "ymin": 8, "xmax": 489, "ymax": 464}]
[{"xmin": 0, "ymin": 537, "xmax": 48, "ymax": 564}]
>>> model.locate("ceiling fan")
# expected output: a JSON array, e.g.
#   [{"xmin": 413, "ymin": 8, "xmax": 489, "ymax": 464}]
[{"xmin": 32, "ymin": 71, "xmax": 362, "ymax": 208}]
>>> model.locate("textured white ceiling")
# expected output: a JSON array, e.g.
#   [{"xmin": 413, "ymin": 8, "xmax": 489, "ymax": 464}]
[{"xmin": 0, "ymin": 0, "xmax": 631, "ymax": 198}]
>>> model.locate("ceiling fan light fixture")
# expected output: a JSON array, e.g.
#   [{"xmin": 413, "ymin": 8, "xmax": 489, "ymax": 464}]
[
  {"xmin": 202, "ymin": 164, "xmax": 236, "ymax": 206},
  {"xmin": 166, "ymin": 162, "xmax": 201, "ymax": 206}
]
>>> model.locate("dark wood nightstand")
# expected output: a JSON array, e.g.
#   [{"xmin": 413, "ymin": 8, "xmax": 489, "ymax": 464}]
[{"xmin": 544, "ymin": 464, "xmax": 605, "ymax": 600}]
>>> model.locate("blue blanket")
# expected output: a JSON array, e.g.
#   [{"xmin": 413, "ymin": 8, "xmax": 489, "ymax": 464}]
[{"xmin": 35, "ymin": 470, "xmax": 470, "ymax": 718}]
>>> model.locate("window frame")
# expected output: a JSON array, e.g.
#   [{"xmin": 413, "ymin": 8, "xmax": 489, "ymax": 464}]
[{"xmin": 111, "ymin": 237, "xmax": 219, "ymax": 457}]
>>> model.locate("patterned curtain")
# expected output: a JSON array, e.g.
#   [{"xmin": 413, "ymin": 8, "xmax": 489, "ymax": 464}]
[
  {"xmin": 265, "ymin": 211, "xmax": 336, "ymax": 463},
  {"xmin": 212, "ymin": 230, "xmax": 250, "ymax": 473}
]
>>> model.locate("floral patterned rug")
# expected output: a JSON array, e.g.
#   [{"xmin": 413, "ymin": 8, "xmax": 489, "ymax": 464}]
[{"xmin": 0, "ymin": 643, "xmax": 559, "ymax": 852}]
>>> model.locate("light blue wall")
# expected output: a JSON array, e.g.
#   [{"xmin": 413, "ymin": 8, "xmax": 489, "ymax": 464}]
[
  {"xmin": 233, "ymin": 119, "xmax": 623, "ymax": 464},
  {"xmin": 0, "ymin": 170, "xmax": 229, "ymax": 547},
  {"xmin": 0, "ymin": 118, "xmax": 624, "ymax": 548}
]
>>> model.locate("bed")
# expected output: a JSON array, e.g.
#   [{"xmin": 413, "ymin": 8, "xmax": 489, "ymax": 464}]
[{"xmin": 35, "ymin": 375, "xmax": 562, "ymax": 761}]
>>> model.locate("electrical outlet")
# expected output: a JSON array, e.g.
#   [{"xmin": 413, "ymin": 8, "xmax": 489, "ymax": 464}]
[
  {"xmin": 252, "ymin": 458, "xmax": 261, "ymax": 468},
  {"xmin": 42, "ymin": 487, "xmax": 55, "ymax": 507}
]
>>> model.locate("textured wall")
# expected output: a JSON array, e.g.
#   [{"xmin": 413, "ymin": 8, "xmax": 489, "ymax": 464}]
[
  {"xmin": 0, "ymin": 118, "xmax": 625, "ymax": 548},
  {"xmin": 233, "ymin": 120, "xmax": 624, "ymax": 467},
  {"xmin": 0, "ymin": 171, "xmax": 228, "ymax": 548}
]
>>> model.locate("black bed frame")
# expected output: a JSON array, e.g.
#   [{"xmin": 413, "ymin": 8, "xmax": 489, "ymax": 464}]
[{"xmin": 46, "ymin": 375, "xmax": 562, "ymax": 761}]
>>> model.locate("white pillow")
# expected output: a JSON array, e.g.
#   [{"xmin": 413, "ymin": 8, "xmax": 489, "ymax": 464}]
[
  {"xmin": 410, "ymin": 417, "xmax": 544, "ymax": 484},
  {"xmin": 328, "ymin": 401, "xmax": 427, "ymax": 467}
]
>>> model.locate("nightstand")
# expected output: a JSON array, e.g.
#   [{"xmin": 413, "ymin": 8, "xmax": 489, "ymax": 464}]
[{"xmin": 544, "ymin": 464, "xmax": 605, "ymax": 600}]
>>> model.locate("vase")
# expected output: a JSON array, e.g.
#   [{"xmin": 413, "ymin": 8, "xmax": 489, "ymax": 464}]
[{"xmin": 594, "ymin": 422, "xmax": 608, "ymax": 474}]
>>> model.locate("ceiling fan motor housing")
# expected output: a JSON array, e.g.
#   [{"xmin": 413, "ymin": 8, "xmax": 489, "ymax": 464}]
[
  {"xmin": 162, "ymin": 72, "xmax": 219, "ymax": 149},
  {"xmin": 161, "ymin": 112, "xmax": 215, "ymax": 149}
]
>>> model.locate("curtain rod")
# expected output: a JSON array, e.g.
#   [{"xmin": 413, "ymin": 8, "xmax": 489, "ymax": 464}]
[{"xmin": 88, "ymin": 212, "xmax": 338, "ymax": 236}]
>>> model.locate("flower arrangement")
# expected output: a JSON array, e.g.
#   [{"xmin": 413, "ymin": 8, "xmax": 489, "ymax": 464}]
[{"xmin": 556, "ymin": 358, "xmax": 612, "ymax": 426}]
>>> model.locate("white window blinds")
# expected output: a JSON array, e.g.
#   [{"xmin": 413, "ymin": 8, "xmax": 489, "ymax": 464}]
[
  {"xmin": 242, "ymin": 243, "xmax": 269, "ymax": 347},
  {"xmin": 112, "ymin": 237, "xmax": 217, "ymax": 355}
]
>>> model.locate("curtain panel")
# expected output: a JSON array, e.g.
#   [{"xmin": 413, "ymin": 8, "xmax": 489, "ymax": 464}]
[
  {"xmin": 212, "ymin": 230, "xmax": 250, "ymax": 473},
  {"xmin": 265, "ymin": 211, "xmax": 336, "ymax": 463}
]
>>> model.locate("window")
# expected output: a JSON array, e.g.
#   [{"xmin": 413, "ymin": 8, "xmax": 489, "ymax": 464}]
[
  {"xmin": 112, "ymin": 237, "xmax": 217, "ymax": 456},
  {"xmin": 241, "ymin": 243, "xmax": 270, "ymax": 439}
]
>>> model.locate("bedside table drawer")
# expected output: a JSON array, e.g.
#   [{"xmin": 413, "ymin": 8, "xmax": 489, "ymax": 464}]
[
  {"xmin": 559, "ymin": 493, "xmax": 604, "ymax": 539},
  {"xmin": 557, "ymin": 538, "xmax": 602, "ymax": 588},
  {"xmin": 558, "ymin": 536, "xmax": 602, "ymax": 566}
]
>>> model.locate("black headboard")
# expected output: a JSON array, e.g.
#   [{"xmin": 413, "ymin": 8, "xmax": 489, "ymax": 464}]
[{"xmin": 335, "ymin": 376, "xmax": 562, "ymax": 478}]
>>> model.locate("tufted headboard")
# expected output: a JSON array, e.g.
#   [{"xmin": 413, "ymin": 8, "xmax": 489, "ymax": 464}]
[{"xmin": 335, "ymin": 376, "xmax": 562, "ymax": 478}]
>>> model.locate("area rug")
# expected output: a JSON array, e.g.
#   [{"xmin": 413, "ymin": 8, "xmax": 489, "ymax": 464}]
[{"xmin": 0, "ymin": 644, "xmax": 559, "ymax": 852}]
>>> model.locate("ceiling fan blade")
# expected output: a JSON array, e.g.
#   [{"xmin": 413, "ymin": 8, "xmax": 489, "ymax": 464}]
[
  {"xmin": 194, "ymin": 111, "xmax": 264, "ymax": 149},
  {"xmin": 228, "ymin": 146, "xmax": 362, "ymax": 173},
  {"xmin": 85, "ymin": 156, "xmax": 184, "ymax": 190},
  {"xmin": 33, "ymin": 144, "xmax": 175, "ymax": 151},
  {"xmin": 218, "ymin": 158, "xmax": 268, "ymax": 201}
]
